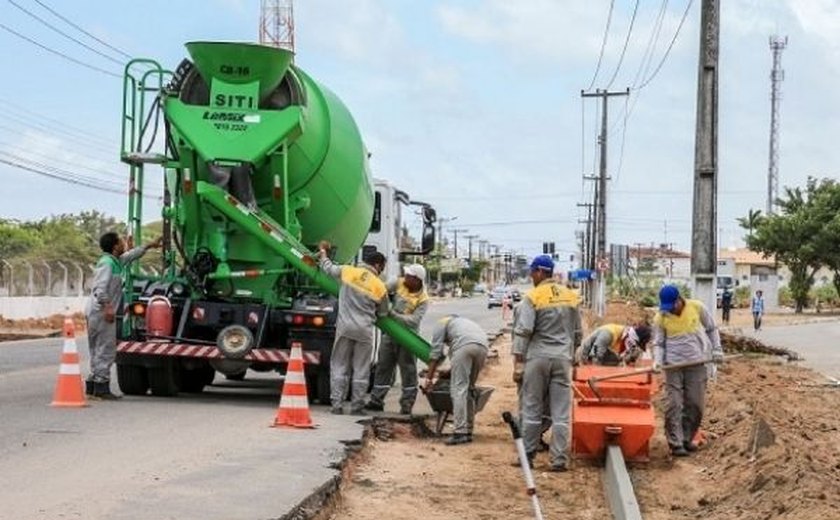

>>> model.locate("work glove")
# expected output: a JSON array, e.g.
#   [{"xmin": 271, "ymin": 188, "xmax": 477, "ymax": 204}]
[
  {"xmin": 651, "ymin": 361, "xmax": 661, "ymax": 373},
  {"xmin": 712, "ymin": 352, "xmax": 724, "ymax": 364},
  {"xmin": 512, "ymin": 361, "xmax": 525, "ymax": 384}
]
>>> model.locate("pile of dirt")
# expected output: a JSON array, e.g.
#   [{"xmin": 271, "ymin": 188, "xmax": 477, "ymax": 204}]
[
  {"xmin": 0, "ymin": 313, "xmax": 86, "ymax": 337},
  {"xmin": 634, "ymin": 358, "xmax": 840, "ymax": 519},
  {"xmin": 584, "ymin": 300, "xmax": 653, "ymax": 330},
  {"xmin": 720, "ymin": 331, "xmax": 802, "ymax": 360}
]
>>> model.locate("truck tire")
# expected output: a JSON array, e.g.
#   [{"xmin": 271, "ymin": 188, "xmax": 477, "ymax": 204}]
[
  {"xmin": 148, "ymin": 359, "xmax": 179, "ymax": 397},
  {"xmin": 180, "ymin": 365, "xmax": 214, "ymax": 393},
  {"xmin": 117, "ymin": 363, "xmax": 149, "ymax": 396}
]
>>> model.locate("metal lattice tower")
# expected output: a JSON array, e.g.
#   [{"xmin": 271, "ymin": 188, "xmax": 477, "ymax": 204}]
[
  {"xmin": 767, "ymin": 35, "xmax": 788, "ymax": 215},
  {"xmin": 259, "ymin": 0, "xmax": 295, "ymax": 52}
]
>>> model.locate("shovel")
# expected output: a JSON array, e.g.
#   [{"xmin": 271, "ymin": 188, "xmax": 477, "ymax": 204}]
[{"xmin": 587, "ymin": 354, "xmax": 742, "ymax": 398}]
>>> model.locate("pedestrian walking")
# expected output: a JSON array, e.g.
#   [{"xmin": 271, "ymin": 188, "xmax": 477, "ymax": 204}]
[
  {"xmin": 366, "ymin": 264, "xmax": 429, "ymax": 414},
  {"xmin": 751, "ymin": 290, "xmax": 765, "ymax": 331},
  {"xmin": 423, "ymin": 315, "xmax": 489, "ymax": 445},
  {"xmin": 319, "ymin": 242, "xmax": 389, "ymax": 415},
  {"xmin": 576, "ymin": 323, "xmax": 651, "ymax": 365},
  {"xmin": 85, "ymin": 232, "xmax": 161, "ymax": 399},
  {"xmin": 653, "ymin": 284, "xmax": 723, "ymax": 457},
  {"xmin": 720, "ymin": 287, "xmax": 733, "ymax": 325},
  {"xmin": 513, "ymin": 255, "xmax": 582, "ymax": 471}
]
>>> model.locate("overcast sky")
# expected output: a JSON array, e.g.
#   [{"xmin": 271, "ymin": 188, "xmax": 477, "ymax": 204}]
[{"xmin": 1, "ymin": 0, "xmax": 839, "ymax": 270}]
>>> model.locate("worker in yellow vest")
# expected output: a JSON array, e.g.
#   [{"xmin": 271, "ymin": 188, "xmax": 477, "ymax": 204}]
[
  {"xmin": 653, "ymin": 284, "xmax": 723, "ymax": 457},
  {"xmin": 319, "ymin": 242, "xmax": 389, "ymax": 415},
  {"xmin": 366, "ymin": 264, "xmax": 429, "ymax": 414},
  {"xmin": 576, "ymin": 323, "xmax": 651, "ymax": 365}
]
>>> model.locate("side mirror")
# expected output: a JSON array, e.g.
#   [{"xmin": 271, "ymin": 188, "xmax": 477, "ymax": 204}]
[{"xmin": 420, "ymin": 224, "xmax": 435, "ymax": 255}]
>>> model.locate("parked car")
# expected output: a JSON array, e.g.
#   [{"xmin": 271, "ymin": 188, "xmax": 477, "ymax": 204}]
[{"xmin": 487, "ymin": 288, "xmax": 513, "ymax": 309}]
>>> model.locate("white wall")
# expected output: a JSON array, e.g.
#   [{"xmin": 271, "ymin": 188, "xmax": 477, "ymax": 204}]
[{"xmin": 0, "ymin": 297, "xmax": 86, "ymax": 320}]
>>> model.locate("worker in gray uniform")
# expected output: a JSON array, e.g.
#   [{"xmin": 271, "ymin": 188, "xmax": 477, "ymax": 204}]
[
  {"xmin": 85, "ymin": 232, "xmax": 161, "ymax": 400},
  {"xmin": 653, "ymin": 284, "xmax": 723, "ymax": 456},
  {"xmin": 423, "ymin": 315, "xmax": 489, "ymax": 446},
  {"xmin": 366, "ymin": 264, "xmax": 429, "ymax": 415},
  {"xmin": 319, "ymin": 242, "xmax": 389, "ymax": 415},
  {"xmin": 514, "ymin": 255, "xmax": 581, "ymax": 471}
]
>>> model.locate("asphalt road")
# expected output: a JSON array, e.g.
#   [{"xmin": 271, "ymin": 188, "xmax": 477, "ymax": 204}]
[
  {"xmin": 0, "ymin": 295, "xmax": 505, "ymax": 520},
  {"xmin": 745, "ymin": 320, "xmax": 840, "ymax": 380}
]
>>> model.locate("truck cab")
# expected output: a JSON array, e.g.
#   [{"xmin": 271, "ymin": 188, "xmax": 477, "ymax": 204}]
[{"xmin": 362, "ymin": 179, "xmax": 436, "ymax": 280}]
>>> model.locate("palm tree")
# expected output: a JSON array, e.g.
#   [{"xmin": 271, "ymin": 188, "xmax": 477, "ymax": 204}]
[{"xmin": 737, "ymin": 209, "xmax": 763, "ymax": 239}]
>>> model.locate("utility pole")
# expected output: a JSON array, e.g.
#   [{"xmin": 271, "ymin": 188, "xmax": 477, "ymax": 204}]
[
  {"xmin": 690, "ymin": 0, "xmax": 720, "ymax": 313},
  {"xmin": 581, "ymin": 88, "xmax": 628, "ymax": 316},
  {"xmin": 767, "ymin": 35, "xmax": 788, "ymax": 215},
  {"xmin": 464, "ymin": 234, "xmax": 479, "ymax": 263},
  {"xmin": 450, "ymin": 229, "xmax": 468, "ymax": 260},
  {"xmin": 436, "ymin": 216, "xmax": 458, "ymax": 288}
]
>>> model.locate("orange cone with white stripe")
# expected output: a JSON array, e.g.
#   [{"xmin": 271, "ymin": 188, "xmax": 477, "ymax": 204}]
[
  {"xmin": 50, "ymin": 317, "xmax": 88, "ymax": 408},
  {"xmin": 272, "ymin": 341, "xmax": 314, "ymax": 428}
]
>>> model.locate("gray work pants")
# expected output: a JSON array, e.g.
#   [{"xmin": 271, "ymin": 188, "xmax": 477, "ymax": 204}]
[
  {"xmin": 521, "ymin": 357, "xmax": 572, "ymax": 466},
  {"xmin": 450, "ymin": 343, "xmax": 487, "ymax": 435},
  {"xmin": 85, "ymin": 312, "xmax": 116, "ymax": 383},
  {"xmin": 330, "ymin": 335, "xmax": 373, "ymax": 411},
  {"xmin": 369, "ymin": 337, "xmax": 418, "ymax": 411},
  {"xmin": 664, "ymin": 365, "xmax": 707, "ymax": 449}
]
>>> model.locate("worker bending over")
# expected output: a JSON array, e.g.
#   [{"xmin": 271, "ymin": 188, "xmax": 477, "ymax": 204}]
[
  {"xmin": 366, "ymin": 264, "xmax": 429, "ymax": 415},
  {"xmin": 423, "ymin": 315, "xmax": 489, "ymax": 446},
  {"xmin": 319, "ymin": 242, "xmax": 388, "ymax": 415},
  {"xmin": 577, "ymin": 323, "xmax": 651, "ymax": 365},
  {"xmin": 653, "ymin": 284, "xmax": 723, "ymax": 456},
  {"xmin": 514, "ymin": 255, "xmax": 581, "ymax": 471}
]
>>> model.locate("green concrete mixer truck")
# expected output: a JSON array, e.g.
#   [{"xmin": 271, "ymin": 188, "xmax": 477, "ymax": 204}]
[{"xmin": 114, "ymin": 42, "xmax": 436, "ymax": 402}]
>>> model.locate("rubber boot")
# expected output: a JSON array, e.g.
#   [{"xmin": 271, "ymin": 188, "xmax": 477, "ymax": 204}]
[{"xmin": 92, "ymin": 381, "xmax": 122, "ymax": 401}]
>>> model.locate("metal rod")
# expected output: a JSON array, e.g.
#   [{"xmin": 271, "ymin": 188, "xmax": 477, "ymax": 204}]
[{"xmin": 502, "ymin": 411, "xmax": 544, "ymax": 520}]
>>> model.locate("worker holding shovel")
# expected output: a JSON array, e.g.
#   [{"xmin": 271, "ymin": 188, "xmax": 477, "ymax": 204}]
[{"xmin": 653, "ymin": 284, "xmax": 723, "ymax": 457}]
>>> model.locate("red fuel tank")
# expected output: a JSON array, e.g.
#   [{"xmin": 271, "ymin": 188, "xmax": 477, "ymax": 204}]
[{"xmin": 146, "ymin": 296, "xmax": 173, "ymax": 337}]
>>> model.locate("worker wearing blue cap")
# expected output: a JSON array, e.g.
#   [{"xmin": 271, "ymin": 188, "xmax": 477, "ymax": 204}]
[
  {"xmin": 653, "ymin": 284, "xmax": 723, "ymax": 457},
  {"xmin": 513, "ymin": 254, "xmax": 581, "ymax": 471}
]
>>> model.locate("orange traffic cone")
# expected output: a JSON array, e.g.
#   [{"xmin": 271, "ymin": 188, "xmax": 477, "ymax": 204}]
[
  {"xmin": 272, "ymin": 341, "xmax": 314, "ymax": 428},
  {"xmin": 50, "ymin": 317, "xmax": 88, "ymax": 408}
]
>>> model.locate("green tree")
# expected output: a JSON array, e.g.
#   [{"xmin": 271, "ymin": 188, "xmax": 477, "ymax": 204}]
[
  {"xmin": 737, "ymin": 209, "xmax": 764, "ymax": 239},
  {"xmin": 746, "ymin": 178, "xmax": 840, "ymax": 313}
]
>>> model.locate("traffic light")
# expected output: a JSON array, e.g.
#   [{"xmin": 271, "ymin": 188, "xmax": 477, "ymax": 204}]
[{"xmin": 542, "ymin": 242, "xmax": 556, "ymax": 255}]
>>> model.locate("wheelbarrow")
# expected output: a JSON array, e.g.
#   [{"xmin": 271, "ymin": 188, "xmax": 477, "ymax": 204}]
[{"xmin": 424, "ymin": 379, "xmax": 495, "ymax": 435}]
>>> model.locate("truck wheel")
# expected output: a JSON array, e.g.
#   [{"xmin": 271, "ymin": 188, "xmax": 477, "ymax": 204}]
[
  {"xmin": 148, "ymin": 359, "xmax": 179, "ymax": 397},
  {"xmin": 180, "ymin": 365, "xmax": 214, "ymax": 393},
  {"xmin": 117, "ymin": 363, "xmax": 149, "ymax": 396}
]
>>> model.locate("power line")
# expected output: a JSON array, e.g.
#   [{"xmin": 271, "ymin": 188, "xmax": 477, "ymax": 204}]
[
  {"xmin": 0, "ymin": 22, "xmax": 121, "ymax": 78},
  {"xmin": 631, "ymin": 0, "xmax": 669, "ymax": 89},
  {"xmin": 0, "ymin": 153, "xmax": 161, "ymax": 200},
  {"xmin": 584, "ymin": 0, "xmax": 615, "ymax": 91},
  {"xmin": 31, "ymin": 0, "xmax": 133, "ymax": 60},
  {"xmin": 604, "ymin": 0, "xmax": 641, "ymax": 89},
  {"xmin": 0, "ymin": 118, "xmax": 114, "ymax": 157},
  {"xmin": 635, "ymin": 0, "xmax": 694, "ymax": 90},
  {"xmin": 6, "ymin": 0, "xmax": 125, "ymax": 66},
  {"xmin": 0, "ymin": 98, "xmax": 114, "ymax": 148}
]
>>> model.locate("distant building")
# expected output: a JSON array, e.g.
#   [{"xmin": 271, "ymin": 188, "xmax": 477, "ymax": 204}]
[
  {"xmin": 717, "ymin": 248, "xmax": 778, "ymax": 310},
  {"xmin": 626, "ymin": 244, "xmax": 691, "ymax": 283}
]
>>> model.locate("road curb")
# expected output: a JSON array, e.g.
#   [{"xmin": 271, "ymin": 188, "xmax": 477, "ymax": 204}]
[{"xmin": 277, "ymin": 435, "xmax": 366, "ymax": 520}]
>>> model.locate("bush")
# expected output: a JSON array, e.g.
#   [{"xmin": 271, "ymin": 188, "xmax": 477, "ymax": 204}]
[{"xmin": 778, "ymin": 286, "xmax": 794, "ymax": 308}]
